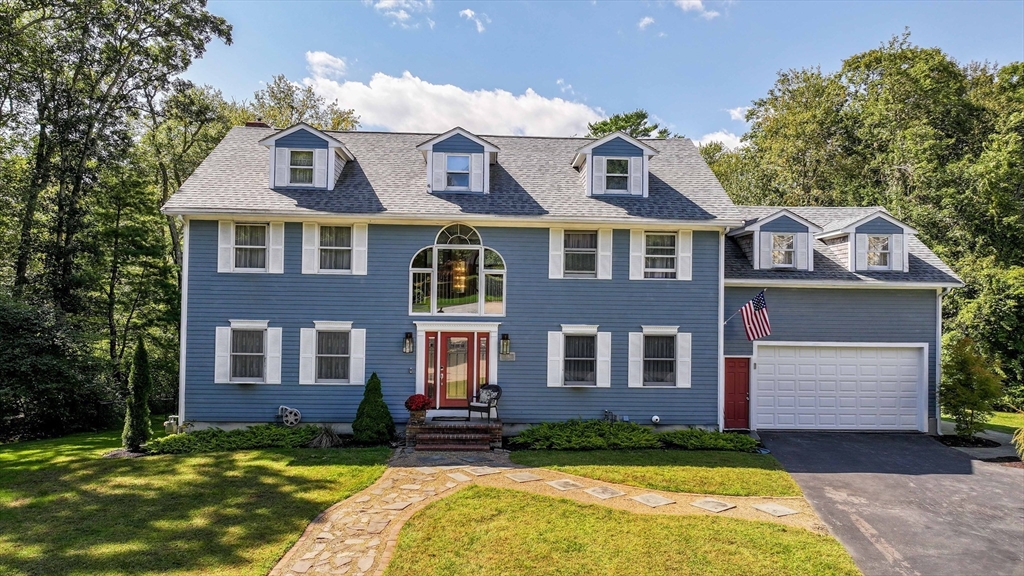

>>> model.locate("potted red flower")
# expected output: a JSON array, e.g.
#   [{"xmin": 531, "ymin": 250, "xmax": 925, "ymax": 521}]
[{"xmin": 404, "ymin": 394, "xmax": 431, "ymax": 422}]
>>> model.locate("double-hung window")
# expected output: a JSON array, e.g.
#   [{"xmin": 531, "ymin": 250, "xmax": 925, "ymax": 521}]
[
  {"xmin": 605, "ymin": 158, "xmax": 629, "ymax": 192},
  {"xmin": 644, "ymin": 233, "xmax": 677, "ymax": 279},
  {"xmin": 771, "ymin": 233, "xmax": 795, "ymax": 268},
  {"xmin": 867, "ymin": 235, "xmax": 890, "ymax": 269},
  {"xmin": 289, "ymin": 150, "xmax": 314, "ymax": 185},
  {"xmin": 234, "ymin": 224, "xmax": 267, "ymax": 270},
  {"xmin": 316, "ymin": 330, "xmax": 350, "ymax": 383},
  {"xmin": 445, "ymin": 154, "xmax": 471, "ymax": 189},
  {"xmin": 230, "ymin": 329, "xmax": 266, "ymax": 382},
  {"xmin": 319, "ymin": 226, "xmax": 352, "ymax": 271},
  {"xmin": 643, "ymin": 335, "xmax": 675, "ymax": 386},
  {"xmin": 564, "ymin": 231, "xmax": 598, "ymax": 278},
  {"xmin": 563, "ymin": 335, "xmax": 597, "ymax": 386}
]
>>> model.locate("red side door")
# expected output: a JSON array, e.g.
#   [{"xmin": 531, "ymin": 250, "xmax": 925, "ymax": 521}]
[{"xmin": 724, "ymin": 358, "xmax": 750, "ymax": 429}]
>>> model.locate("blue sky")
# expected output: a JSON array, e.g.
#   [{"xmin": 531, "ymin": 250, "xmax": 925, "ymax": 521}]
[{"xmin": 186, "ymin": 0, "xmax": 1024, "ymax": 144}]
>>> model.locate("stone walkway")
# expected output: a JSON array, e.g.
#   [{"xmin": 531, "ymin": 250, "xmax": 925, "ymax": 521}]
[{"xmin": 270, "ymin": 449, "xmax": 824, "ymax": 576}]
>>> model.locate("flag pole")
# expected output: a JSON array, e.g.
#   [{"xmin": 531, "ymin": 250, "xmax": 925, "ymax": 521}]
[{"xmin": 723, "ymin": 288, "xmax": 767, "ymax": 325}]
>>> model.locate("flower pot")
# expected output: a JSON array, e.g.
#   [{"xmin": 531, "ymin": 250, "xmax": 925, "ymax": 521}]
[{"xmin": 409, "ymin": 410, "xmax": 427, "ymax": 422}]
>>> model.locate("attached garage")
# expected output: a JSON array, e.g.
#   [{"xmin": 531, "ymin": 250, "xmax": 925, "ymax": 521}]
[{"xmin": 752, "ymin": 343, "xmax": 928, "ymax": 432}]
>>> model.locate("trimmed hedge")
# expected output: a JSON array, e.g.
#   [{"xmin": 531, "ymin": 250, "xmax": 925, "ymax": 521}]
[
  {"xmin": 352, "ymin": 373, "xmax": 395, "ymax": 445},
  {"xmin": 509, "ymin": 419, "xmax": 757, "ymax": 452},
  {"xmin": 146, "ymin": 424, "xmax": 320, "ymax": 454}
]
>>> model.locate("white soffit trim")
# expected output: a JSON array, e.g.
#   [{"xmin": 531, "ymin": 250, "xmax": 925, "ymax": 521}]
[
  {"xmin": 561, "ymin": 324, "xmax": 599, "ymax": 335},
  {"xmin": 572, "ymin": 131, "xmax": 660, "ymax": 166},
  {"xmin": 415, "ymin": 127, "xmax": 500, "ymax": 152},
  {"xmin": 727, "ymin": 209, "xmax": 823, "ymax": 236},
  {"xmin": 641, "ymin": 325, "xmax": 679, "ymax": 335},
  {"xmin": 229, "ymin": 319, "xmax": 270, "ymax": 329},
  {"xmin": 257, "ymin": 122, "xmax": 354, "ymax": 159},
  {"xmin": 313, "ymin": 321, "xmax": 354, "ymax": 331},
  {"xmin": 816, "ymin": 210, "xmax": 918, "ymax": 238},
  {"xmin": 724, "ymin": 279, "xmax": 963, "ymax": 289},
  {"xmin": 413, "ymin": 321, "xmax": 502, "ymax": 332}
]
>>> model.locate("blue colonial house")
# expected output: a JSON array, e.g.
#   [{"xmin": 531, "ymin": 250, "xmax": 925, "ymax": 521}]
[{"xmin": 161, "ymin": 122, "xmax": 962, "ymax": 444}]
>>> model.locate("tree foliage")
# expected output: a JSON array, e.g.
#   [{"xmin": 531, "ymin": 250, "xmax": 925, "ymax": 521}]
[
  {"xmin": 122, "ymin": 338, "xmax": 153, "ymax": 451},
  {"xmin": 941, "ymin": 337, "xmax": 1003, "ymax": 438},
  {"xmin": 238, "ymin": 74, "xmax": 359, "ymax": 131},
  {"xmin": 351, "ymin": 373, "xmax": 395, "ymax": 445},
  {"xmin": 587, "ymin": 109, "xmax": 671, "ymax": 139}
]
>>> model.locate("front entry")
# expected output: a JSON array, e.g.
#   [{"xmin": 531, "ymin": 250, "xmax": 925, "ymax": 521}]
[
  {"xmin": 424, "ymin": 331, "xmax": 491, "ymax": 409},
  {"xmin": 724, "ymin": 358, "xmax": 750, "ymax": 429}
]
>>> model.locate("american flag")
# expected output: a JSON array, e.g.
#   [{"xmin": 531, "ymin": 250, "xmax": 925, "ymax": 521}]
[{"xmin": 741, "ymin": 290, "xmax": 772, "ymax": 341}]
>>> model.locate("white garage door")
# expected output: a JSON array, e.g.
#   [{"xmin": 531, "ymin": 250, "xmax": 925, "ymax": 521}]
[{"xmin": 754, "ymin": 344, "xmax": 925, "ymax": 431}]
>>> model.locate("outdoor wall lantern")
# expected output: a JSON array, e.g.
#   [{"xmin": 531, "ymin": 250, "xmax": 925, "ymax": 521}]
[
  {"xmin": 403, "ymin": 332, "xmax": 414, "ymax": 354},
  {"xmin": 500, "ymin": 333, "xmax": 511, "ymax": 355}
]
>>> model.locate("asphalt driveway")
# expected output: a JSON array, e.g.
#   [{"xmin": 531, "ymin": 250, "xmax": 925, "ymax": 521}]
[{"xmin": 760, "ymin": 432, "xmax": 1024, "ymax": 576}]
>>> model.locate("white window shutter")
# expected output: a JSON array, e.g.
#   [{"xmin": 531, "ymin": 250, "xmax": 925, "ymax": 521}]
[
  {"xmin": 214, "ymin": 327, "xmax": 231, "ymax": 383},
  {"xmin": 760, "ymin": 231, "xmax": 773, "ymax": 269},
  {"xmin": 627, "ymin": 332, "xmax": 643, "ymax": 387},
  {"xmin": 275, "ymin": 147, "xmax": 290, "ymax": 187},
  {"xmin": 314, "ymin": 149, "xmax": 328, "ymax": 188},
  {"xmin": 642, "ymin": 155, "xmax": 650, "ymax": 198},
  {"xmin": 891, "ymin": 234, "xmax": 904, "ymax": 272},
  {"xmin": 299, "ymin": 328, "xmax": 315, "ymax": 384},
  {"xmin": 855, "ymin": 233, "xmax": 868, "ymax": 270},
  {"xmin": 548, "ymin": 228, "xmax": 564, "ymax": 279},
  {"xmin": 266, "ymin": 327, "xmax": 282, "ymax": 384},
  {"xmin": 470, "ymin": 153, "xmax": 484, "ymax": 192},
  {"xmin": 795, "ymin": 232, "xmax": 808, "ymax": 270},
  {"xmin": 597, "ymin": 229, "xmax": 613, "ymax": 279},
  {"xmin": 596, "ymin": 332, "xmax": 611, "ymax": 388},
  {"xmin": 349, "ymin": 328, "xmax": 366, "ymax": 385},
  {"xmin": 302, "ymin": 222, "xmax": 318, "ymax": 274},
  {"xmin": 218, "ymin": 221, "xmax": 233, "ymax": 273},
  {"xmin": 352, "ymin": 223, "xmax": 368, "ymax": 275},
  {"xmin": 675, "ymin": 332, "xmax": 691, "ymax": 388},
  {"xmin": 431, "ymin": 152, "xmax": 445, "ymax": 191},
  {"xmin": 592, "ymin": 155, "xmax": 605, "ymax": 195},
  {"xmin": 629, "ymin": 230, "xmax": 644, "ymax": 280},
  {"xmin": 629, "ymin": 156, "xmax": 642, "ymax": 195},
  {"xmin": 547, "ymin": 331, "xmax": 563, "ymax": 387},
  {"xmin": 677, "ymin": 230, "xmax": 692, "ymax": 281},
  {"xmin": 268, "ymin": 222, "xmax": 285, "ymax": 274}
]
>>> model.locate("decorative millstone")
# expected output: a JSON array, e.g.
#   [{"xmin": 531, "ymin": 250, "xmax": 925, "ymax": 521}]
[
  {"xmin": 446, "ymin": 472, "xmax": 472, "ymax": 482},
  {"xmin": 753, "ymin": 503, "xmax": 799, "ymax": 517},
  {"xmin": 584, "ymin": 486, "xmax": 626, "ymax": 500},
  {"xmin": 506, "ymin": 472, "xmax": 544, "ymax": 483},
  {"xmin": 413, "ymin": 466, "xmax": 440, "ymax": 474},
  {"xmin": 466, "ymin": 466, "xmax": 502, "ymax": 476},
  {"xmin": 631, "ymin": 493, "xmax": 675, "ymax": 508},
  {"xmin": 690, "ymin": 498, "xmax": 736, "ymax": 513},
  {"xmin": 381, "ymin": 501, "xmax": 412, "ymax": 510},
  {"xmin": 546, "ymin": 479, "xmax": 586, "ymax": 491}
]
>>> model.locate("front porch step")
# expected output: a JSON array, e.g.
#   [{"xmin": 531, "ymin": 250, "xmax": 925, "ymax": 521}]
[
  {"xmin": 414, "ymin": 443, "xmax": 490, "ymax": 452},
  {"xmin": 406, "ymin": 419, "xmax": 503, "ymax": 451}
]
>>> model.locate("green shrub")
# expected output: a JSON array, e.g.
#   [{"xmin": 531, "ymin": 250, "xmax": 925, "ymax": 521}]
[
  {"xmin": 147, "ymin": 424, "xmax": 319, "ymax": 454},
  {"xmin": 351, "ymin": 373, "xmax": 395, "ymax": 445},
  {"xmin": 658, "ymin": 429, "xmax": 758, "ymax": 452},
  {"xmin": 122, "ymin": 339, "xmax": 153, "ymax": 451},
  {"xmin": 941, "ymin": 337, "xmax": 1003, "ymax": 438},
  {"xmin": 509, "ymin": 420, "xmax": 661, "ymax": 450}
]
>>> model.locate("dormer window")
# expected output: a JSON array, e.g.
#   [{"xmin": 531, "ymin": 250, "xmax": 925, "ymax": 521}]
[
  {"xmin": 572, "ymin": 132, "xmax": 658, "ymax": 198},
  {"xmin": 289, "ymin": 150, "xmax": 315, "ymax": 185},
  {"xmin": 259, "ymin": 123, "xmax": 354, "ymax": 190},
  {"xmin": 417, "ymin": 128, "xmax": 499, "ymax": 194},
  {"xmin": 771, "ymin": 233, "xmax": 795, "ymax": 268},
  {"xmin": 445, "ymin": 154, "xmax": 471, "ymax": 189},
  {"xmin": 867, "ymin": 235, "xmax": 890, "ymax": 269},
  {"xmin": 605, "ymin": 158, "xmax": 630, "ymax": 191}
]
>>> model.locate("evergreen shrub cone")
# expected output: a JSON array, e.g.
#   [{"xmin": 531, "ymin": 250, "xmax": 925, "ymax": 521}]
[
  {"xmin": 122, "ymin": 338, "xmax": 153, "ymax": 451},
  {"xmin": 351, "ymin": 372, "xmax": 395, "ymax": 445}
]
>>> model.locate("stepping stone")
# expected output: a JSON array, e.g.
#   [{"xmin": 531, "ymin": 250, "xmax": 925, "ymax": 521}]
[
  {"xmin": 459, "ymin": 454, "xmax": 487, "ymax": 463},
  {"xmin": 366, "ymin": 520, "xmax": 390, "ymax": 534},
  {"xmin": 290, "ymin": 560, "xmax": 313, "ymax": 574},
  {"xmin": 315, "ymin": 531, "xmax": 334, "ymax": 540},
  {"xmin": 584, "ymin": 486, "xmax": 626, "ymax": 500},
  {"xmin": 382, "ymin": 501, "xmax": 412, "ymax": 510},
  {"xmin": 631, "ymin": 493, "xmax": 675, "ymax": 508},
  {"xmin": 369, "ymin": 489, "xmax": 383, "ymax": 495},
  {"xmin": 406, "ymin": 495, "xmax": 425, "ymax": 503},
  {"xmin": 343, "ymin": 538, "xmax": 365, "ymax": 545},
  {"xmin": 400, "ymin": 484, "xmax": 421, "ymax": 490},
  {"xmin": 301, "ymin": 552, "xmax": 318, "ymax": 560},
  {"xmin": 546, "ymin": 479, "xmax": 586, "ymax": 491},
  {"xmin": 506, "ymin": 472, "xmax": 543, "ymax": 483},
  {"xmin": 352, "ymin": 495, "xmax": 371, "ymax": 503},
  {"xmin": 437, "ymin": 465, "xmax": 469, "ymax": 470},
  {"xmin": 466, "ymin": 466, "xmax": 502, "ymax": 476},
  {"xmin": 414, "ymin": 466, "xmax": 440, "ymax": 474},
  {"xmin": 358, "ymin": 556, "xmax": 374, "ymax": 571},
  {"xmin": 447, "ymin": 472, "xmax": 472, "ymax": 482},
  {"xmin": 753, "ymin": 503, "xmax": 799, "ymax": 517},
  {"xmin": 690, "ymin": 498, "xmax": 736, "ymax": 513},
  {"xmin": 445, "ymin": 481, "xmax": 458, "ymax": 488}
]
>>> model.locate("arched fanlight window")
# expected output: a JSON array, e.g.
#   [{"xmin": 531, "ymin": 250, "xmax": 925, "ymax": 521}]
[{"xmin": 411, "ymin": 225, "xmax": 505, "ymax": 316}]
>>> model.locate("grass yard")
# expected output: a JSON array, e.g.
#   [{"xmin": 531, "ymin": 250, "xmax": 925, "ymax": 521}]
[
  {"xmin": 509, "ymin": 450, "xmax": 801, "ymax": 497},
  {"xmin": 384, "ymin": 486, "xmax": 857, "ymax": 576},
  {"xmin": 942, "ymin": 411, "xmax": 1024, "ymax": 435},
  {"xmin": 0, "ymin": 423, "xmax": 390, "ymax": 576}
]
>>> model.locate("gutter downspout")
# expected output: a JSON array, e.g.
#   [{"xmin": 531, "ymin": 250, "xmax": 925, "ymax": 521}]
[{"xmin": 934, "ymin": 286, "xmax": 951, "ymax": 435}]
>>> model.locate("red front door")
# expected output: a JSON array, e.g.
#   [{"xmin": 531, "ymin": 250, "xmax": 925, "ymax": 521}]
[
  {"xmin": 724, "ymin": 358, "xmax": 750, "ymax": 429},
  {"xmin": 438, "ymin": 333, "xmax": 475, "ymax": 408}
]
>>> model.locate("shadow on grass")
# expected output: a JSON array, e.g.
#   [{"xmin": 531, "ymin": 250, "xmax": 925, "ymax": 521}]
[
  {"xmin": 509, "ymin": 449, "xmax": 786, "ymax": 470},
  {"xmin": 0, "ymin": 427, "xmax": 389, "ymax": 576}
]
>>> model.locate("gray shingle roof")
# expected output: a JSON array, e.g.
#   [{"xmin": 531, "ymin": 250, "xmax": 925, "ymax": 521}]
[
  {"xmin": 162, "ymin": 126, "xmax": 741, "ymax": 223},
  {"xmin": 726, "ymin": 206, "xmax": 962, "ymax": 285}
]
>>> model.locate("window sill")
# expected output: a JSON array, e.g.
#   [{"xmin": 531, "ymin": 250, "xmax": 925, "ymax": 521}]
[
  {"xmin": 303, "ymin": 381, "xmax": 360, "ymax": 386},
  {"xmin": 315, "ymin": 269, "xmax": 353, "ymax": 275},
  {"xmin": 563, "ymin": 274, "xmax": 599, "ymax": 280},
  {"xmin": 562, "ymin": 383, "xmax": 598, "ymax": 388},
  {"xmin": 228, "ymin": 380, "xmax": 271, "ymax": 385},
  {"xmin": 228, "ymin": 268, "xmax": 269, "ymax": 274}
]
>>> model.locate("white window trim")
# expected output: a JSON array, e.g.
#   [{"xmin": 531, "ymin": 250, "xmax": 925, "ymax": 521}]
[
  {"xmin": 317, "ymin": 224, "xmax": 354, "ymax": 275},
  {"xmin": 408, "ymin": 243, "xmax": 506, "ymax": 318},
  {"xmin": 771, "ymin": 233, "xmax": 796, "ymax": 269},
  {"xmin": 549, "ymin": 327, "xmax": 610, "ymax": 388},
  {"xmin": 219, "ymin": 221, "xmax": 283, "ymax": 274},
  {"xmin": 866, "ymin": 234, "xmax": 892, "ymax": 271},
  {"xmin": 288, "ymin": 149, "xmax": 316, "ymax": 187},
  {"xmin": 641, "ymin": 334, "xmax": 677, "ymax": 388},
  {"xmin": 603, "ymin": 156, "xmax": 631, "ymax": 193},
  {"xmin": 628, "ymin": 328, "xmax": 691, "ymax": 388},
  {"xmin": 218, "ymin": 320, "xmax": 278, "ymax": 385},
  {"xmin": 232, "ymin": 223, "xmax": 269, "ymax": 273},
  {"xmin": 563, "ymin": 230, "xmax": 598, "ymax": 279},
  {"xmin": 642, "ymin": 232, "xmax": 678, "ymax": 279},
  {"xmin": 444, "ymin": 153, "xmax": 472, "ymax": 191},
  {"xmin": 300, "ymin": 323, "xmax": 365, "ymax": 386}
]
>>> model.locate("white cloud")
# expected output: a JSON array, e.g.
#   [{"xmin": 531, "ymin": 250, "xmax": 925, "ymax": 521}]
[
  {"xmin": 657, "ymin": 31, "xmax": 668, "ymax": 38},
  {"xmin": 459, "ymin": 8, "xmax": 490, "ymax": 33},
  {"xmin": 637, "ymin": 16, "xmax": 655, "ymax": 30},
  {"xmin": 727, "ymin": 106, "xmax": 750, "ymax": 121},
  {"xmin": 365, "ymin": 0, "xmax": 434, "ymax": 29},
  {"xmin": 556, "ymin": 78, "xmax": 575, "ymax": 95},
  {"xmin": 694, "ymin": 130, "xmax": 743, "ymax": 149},
  {"xmin": 305, "ymin": 69, "xmax": 603, "ymax": 136},
  {"xmin": 305, "ymin": 51, "xmax": 347, "ymax": 80},
  {"xmin": 674, "ymin": 0, "xmax": 720, "ymax": 20}
]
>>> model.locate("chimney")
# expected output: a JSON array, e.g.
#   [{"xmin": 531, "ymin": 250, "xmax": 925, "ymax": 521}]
[{"xmin": 245, "ymin": 118, "xmax": 270, "ymax": 128}]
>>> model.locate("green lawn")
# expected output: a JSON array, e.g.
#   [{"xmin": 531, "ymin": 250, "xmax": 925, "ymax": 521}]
[
  {"xmin": 0, "ymin": 423, "xmax": 390, "ymax": 576},
  {"xmin": 510, "ymin": 450, "xmax": 801, "ymax": 497},
  {"xmin": 384, "ymin": 486, "xmax": 857, "ymax": 576},
  {"xmin": 942, "ymin": 410, "xmax": 1024, "ymax": 435}
]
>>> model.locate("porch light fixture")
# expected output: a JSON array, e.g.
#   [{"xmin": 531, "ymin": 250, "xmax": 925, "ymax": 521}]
[
  {"xmin": 500, "ymin": 333, "xmax": 511, "ymax": 355},
  {"xmin": 403, "ymin": 332, "xmax": 414, "ymax": 354}
]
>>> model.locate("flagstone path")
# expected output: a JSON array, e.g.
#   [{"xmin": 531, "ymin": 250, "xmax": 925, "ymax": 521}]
[{"xmin": 270, "ymin": 448, "xmax": 824, "ymax": 576}]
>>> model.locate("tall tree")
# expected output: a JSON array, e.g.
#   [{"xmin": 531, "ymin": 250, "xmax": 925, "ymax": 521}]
[
  {"xmin": 587, "ymin": 109, "xmax": 671, "ymax": 139},
  {"xmin": 241, "ymin": 74, "xmax": 359, "ymax": 130}
]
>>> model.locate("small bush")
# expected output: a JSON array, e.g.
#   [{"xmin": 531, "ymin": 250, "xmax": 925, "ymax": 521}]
[
  {"xmin": 941, "ymin": 337, "xmax": 1003, "ymax": 438},
  {"xmin": 509, "ymin": 420, "xmax": 661, "ymax": 450},
  {"xmin": 658, "ymin": 429, "xmax": 757, "ymax": 452},
  {"xmin": 351, "ymin": 373, "xmax": 395, "ymax": 445},
  {"xmin": 308, "ymin": 424, "xmax": 344, "ymax": 449},
  {"xmin": 405, "ymin": 394, "xmax": 431, "ymax": 412},
  {"xmin": 122, "ymin": 339, "xmax": 153, "ymax": 452},
  {"xmin": 147, "ymin": 424, "xmax": 319, "ymax": 454}
]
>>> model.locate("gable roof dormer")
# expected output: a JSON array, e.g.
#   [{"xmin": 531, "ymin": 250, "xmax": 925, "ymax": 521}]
[
  {"xmin": 571, "ymin": 132, "xmax": 660, "ymax": 198},
  {"xmin": 816, "ymin": 210, "xmax": 917, "ymax": 273},
  {"xmin": 416, "ymin": 127, "xmax": 500, "ymax": 194},
  {"xmin": 728, "ymin": 209, "xmax": 823, "ymax": 271},
  {"xmin": 259, "ymin": 123, "xmax": 354, "ymax": 190}
]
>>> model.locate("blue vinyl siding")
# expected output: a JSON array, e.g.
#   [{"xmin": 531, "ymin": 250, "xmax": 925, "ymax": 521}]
[
  {"xmin": 760, "ymin": 215, "xmax": 807, "ymax": 233},
  {"xmin": 856, "ymin": 217, "xmax": 904, "ymax": 234},
  {"xmin": 184, "ymin": 221, "xmax": 721, "ymax": 426},
  {"xmin": 433, "ymin": 134, "xmax": 484, "ymax": 154},
  {"xmin": 724, "ymin": 287, "xmax": 938, "ymax": 418},
  {"xmin": 593, "ymin": 137, "xmax": 643, "ymax": 157},
  {"xmin": 276, "ymin": 129, "xmax": 328, "ymax": 149}
]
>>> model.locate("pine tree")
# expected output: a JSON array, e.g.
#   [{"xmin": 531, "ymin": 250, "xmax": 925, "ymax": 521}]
[
  {"xmin": 351, "ymin": 373, "xmax": 395, "ymax": 445},
  {"xmin": 122, "ymin": 338, "xmax": 153, "ymax": 451}
]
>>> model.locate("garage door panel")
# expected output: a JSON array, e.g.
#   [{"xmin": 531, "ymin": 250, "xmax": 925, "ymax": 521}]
[{"xmin": 755, "ymin": 345, "xmax": 923, "ymax": 431}]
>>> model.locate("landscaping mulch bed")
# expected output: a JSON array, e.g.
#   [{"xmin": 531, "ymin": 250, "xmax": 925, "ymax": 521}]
[
  {"xmin": 935, "ymin": 435, "xmax": 1001, "ymax": 448},
  {"xmin": 102, "ymin": 448, "xmax": 148, "ymax": 459}
]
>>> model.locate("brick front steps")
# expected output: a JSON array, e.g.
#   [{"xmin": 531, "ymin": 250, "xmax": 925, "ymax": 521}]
[{"xmin": 405, "ymin": 419, "xmax": 502, "ymax": 451}]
